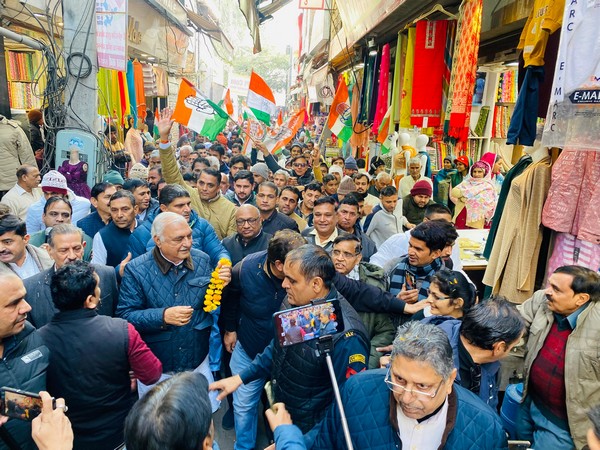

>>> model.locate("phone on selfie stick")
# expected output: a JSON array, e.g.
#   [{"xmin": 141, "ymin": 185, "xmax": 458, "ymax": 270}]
[{"xmin": 272, "ymin": 299, "xmax": 354, "ymax": 450}]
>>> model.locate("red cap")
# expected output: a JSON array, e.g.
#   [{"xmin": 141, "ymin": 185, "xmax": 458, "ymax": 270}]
[{"xmin": 454, "ymin": 156, "xmax": 470, "ymax": 168}]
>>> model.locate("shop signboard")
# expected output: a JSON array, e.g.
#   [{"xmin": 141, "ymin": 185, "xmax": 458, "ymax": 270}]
[
  {"xmin": 96, "ymin": 0, "xmax": 128, "ymax": 72},
  {"xmin": 298, "ymin": 0, "xmax": 324, "ymax": 9}
]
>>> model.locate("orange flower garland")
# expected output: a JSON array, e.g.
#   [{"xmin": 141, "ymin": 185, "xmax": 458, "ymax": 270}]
[{"xmin": 203, "ymin": 258, "xmax": 231, "ymax": 312}]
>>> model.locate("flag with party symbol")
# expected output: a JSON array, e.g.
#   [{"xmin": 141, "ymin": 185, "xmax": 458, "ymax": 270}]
[{"xmin": 172, "ymin": 79, "xmax": 228, "ymax": 141}]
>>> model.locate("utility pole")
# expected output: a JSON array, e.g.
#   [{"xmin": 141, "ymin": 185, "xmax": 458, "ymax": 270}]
[{"xmin": 62, "ymin": 0, "xmax": 98, "ymax": 130}]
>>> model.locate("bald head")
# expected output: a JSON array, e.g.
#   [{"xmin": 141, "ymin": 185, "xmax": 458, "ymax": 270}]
[
  {"xmin": 236, "ymin": 204, "xmax": 262, "ymax": 241},
  {"xmin": 0, "ymin": 273, "xmax": 30, "ymax": 338}
]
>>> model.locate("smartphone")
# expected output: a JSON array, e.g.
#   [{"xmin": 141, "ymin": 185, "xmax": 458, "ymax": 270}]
[
  {"xmin": 405, "ymin": 271, "xmax": 416, "ymax": 291},
  {"xmin": 0, "ymin": 387, "xmax": 53, "ymax": 421},
  {"xmin": 273, "ymin": 300, "xmax": 344, "ymax": 347}
]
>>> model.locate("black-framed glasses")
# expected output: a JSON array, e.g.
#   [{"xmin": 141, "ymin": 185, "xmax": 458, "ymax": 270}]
[
  {"xmin": 236, "ymin": 217, "xmax": 260, "ymax": 226},
  {"xmin": 384, "ymin": 367, "xmax": 444, "ymax": 399},
  {"xmin": 293, "ymin": 163, "xmax": 307, "ymax": 168}
]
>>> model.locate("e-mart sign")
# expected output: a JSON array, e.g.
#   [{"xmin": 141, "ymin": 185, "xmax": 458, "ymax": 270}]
[{"xmin": 299, "ymin": 0, "xmax": 324, "ymax": 10}]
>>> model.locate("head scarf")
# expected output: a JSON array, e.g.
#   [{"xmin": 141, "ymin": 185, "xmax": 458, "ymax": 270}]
[
  {"xmin": 457, "ymin": 161, "xmax": 497, "ymax": 224},
  {"xmin": 479, "ymin": 152, "xmax": 498, "ymax": 178}
]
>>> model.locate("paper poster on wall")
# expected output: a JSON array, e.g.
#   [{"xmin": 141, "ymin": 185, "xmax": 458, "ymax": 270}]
[{"xmin": 96, "ymin": 0, "xmax": 128, "ymax": 72}]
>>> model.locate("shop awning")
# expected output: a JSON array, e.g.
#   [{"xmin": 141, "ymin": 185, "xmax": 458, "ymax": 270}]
[
  {"xmin": 237, "ymin": 0, "xmax": 293, "ymax": 54},
  {"xmin": 186, "ymin": 9, "xmax": 234, "ymax": 54}
]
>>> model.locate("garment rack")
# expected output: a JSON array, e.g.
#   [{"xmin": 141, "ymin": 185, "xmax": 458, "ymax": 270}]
[{"xmin": 412, "ymin": 4, "xmax": 458, "ymax": 22}]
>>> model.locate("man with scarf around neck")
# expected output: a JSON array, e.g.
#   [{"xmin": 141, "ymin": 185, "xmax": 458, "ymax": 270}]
[
  {"xmin": 210, "ymin": 244, "xmax": 369, "ymax": 437},
  {"xmin": 388, "ymin": 220, "xmax": 458, "ymax": 323}
]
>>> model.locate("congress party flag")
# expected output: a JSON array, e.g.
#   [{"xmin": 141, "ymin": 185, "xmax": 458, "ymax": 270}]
[
  {"xmin": 262, "ymin": 110, "xmax": 305, "ymax": 154},
  {"xmin": 223, "ymin": 88, "xmax": 234, "ymax": 115},
  {"xmin": 326, "ymin": 80, "xmax": 352, "ymax": 142},
  {"xmin": 377, "ymin": 106, "xmax": 393, "ymax": 154},
  {"xmin": 172, "ymin": 79, "xmax": 228, "ymax": 141},
  {"xmin": 247, "ymin": 70, "xmax": 277, "ymax": 126}
]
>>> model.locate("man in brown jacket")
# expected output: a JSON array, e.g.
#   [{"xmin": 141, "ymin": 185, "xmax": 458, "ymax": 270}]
[
  {"xmin": 154, "ymin": 110, "xmax": 236, "ymax": 240},
  {"xmin": 516, "ymin": 265, "xmax": 600, "ymax": 450}
]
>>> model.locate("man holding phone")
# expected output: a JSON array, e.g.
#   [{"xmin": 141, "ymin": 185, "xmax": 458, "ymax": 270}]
[
  {"xmin": 388, "ymin": 220, "xmax": 458, "ymax": 322},
  {"xmin": 211, "ymin": 244, "xmax": 369, "ymax": 435},
  {"xmin": 0, "ymin": 273, "xmax": 49, "ymax": 450}
]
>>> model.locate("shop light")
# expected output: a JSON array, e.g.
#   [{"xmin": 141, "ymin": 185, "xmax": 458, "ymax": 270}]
[
  {"xmin": 505, "ymin": 61, "xmax": 519, "ymax": 67},
  {"xmin": 148, "ymin": 57, "xmax": 156, "ymax": 61},
  {"xmin": 354, "ymin": 62, "xmax": 365, "ymax": 69},
  {"xmin": 141, "ymin": 53, "xmax": 148, "ymax": 57}
]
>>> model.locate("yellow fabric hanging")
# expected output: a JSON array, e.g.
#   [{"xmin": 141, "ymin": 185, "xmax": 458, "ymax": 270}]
[{"xmin": 400, "ymin": 27, "xmax": 416, "ymax": 128}]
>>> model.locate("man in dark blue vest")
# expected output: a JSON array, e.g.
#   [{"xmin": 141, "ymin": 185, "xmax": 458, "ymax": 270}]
[{"xmin": 91, "ymin": 189, "xmax": 137, "ymax": 272}]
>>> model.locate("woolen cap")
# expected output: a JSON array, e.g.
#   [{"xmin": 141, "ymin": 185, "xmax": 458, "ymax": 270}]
[
  {"xmin": 410, "ymin": 180, "xmax": 433, "ymax": 197},
  {"xmin": 454, "ymin": 156, "xmax": 470, "ymax": 168},
  {"xmin": 329, "ymin": 165, "xmax": 343, "ymax": 177},
  {"xmin": 102, "ymin": 170, "xmax": 124, "ymax": 186},
  {"xmin": 337, "ymin": 176, "xmax": 357, "ymax": 195},
  {"xmin": 27, "ymin": 109, "xmax": 43, "ymax": 123},
  {"xmin": 40, "ymin": 170, "xmax": 68, "ymax": 195},
  {"xmin": 344, "ymin": 156, "xmax": 358, "ymax": 171},
  {"xmin": 251, "ymin": 163, "xmax": 269, "ymax": 180}
]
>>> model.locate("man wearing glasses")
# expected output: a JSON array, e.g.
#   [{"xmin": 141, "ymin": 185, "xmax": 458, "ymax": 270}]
[
  {"xmin": 288, "ymin": 155, "xmax": 315, "ymax": 187},
  {"xmin": 222, "ymin": 205, "xmax": 271, "ymax": 266},
  {"xmin": 332, "ymin": 234, "xmax": 394, "ymax": 369},
  {"xmin": 307, "ymin": 321, "xmax": 508, "ymax": 449}
]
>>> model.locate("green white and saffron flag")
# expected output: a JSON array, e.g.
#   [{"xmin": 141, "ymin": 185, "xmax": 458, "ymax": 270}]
[
  {"xmin": 326, "ymin": 80, "xmax": 352, "ymax": 142},
  {"xmin": 247, "ymin": 70, "xmax": 277, "ymax": 126},
  {"xmin": 172, "ymin": 78, "xmax": 228, "ymax": 140}
]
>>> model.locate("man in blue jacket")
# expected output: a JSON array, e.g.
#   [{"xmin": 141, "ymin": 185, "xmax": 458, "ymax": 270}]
[
  {"xmin": 424, "ymin": 296, "xmax": 525, "ymax": 409},
  {"xmin": 117, "ymin": 212, "xmax": 231, "ymax": 410},
  {"xmin": 306, "ymin": 321, "xmax": 508, "ymax": 449}
]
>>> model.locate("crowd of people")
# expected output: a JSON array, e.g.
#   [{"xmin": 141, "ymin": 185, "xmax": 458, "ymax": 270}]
[{"xmin": 0, "ymin": 107, "xmax": 597, "ymax": 450}]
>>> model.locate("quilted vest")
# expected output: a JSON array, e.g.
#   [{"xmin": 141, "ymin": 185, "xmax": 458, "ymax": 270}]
[
  {"xmin": 270, "ymin": 294, "xmax": 368, "ymax": 433},
  {"xmin": 98, "ymin": 221, "xmax": 133, "ymax": 267},
  {"xmin": 38, "ymin": 309, "xmax": 134, "ymax": 449}
]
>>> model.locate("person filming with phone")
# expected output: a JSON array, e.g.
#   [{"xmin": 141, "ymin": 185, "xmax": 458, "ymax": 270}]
[
  {"xmin": 0, "ymin": 273, "xmax": 49, "ymax": 450},
  {"xmin": 210, "ymin": 244, "xmax": 369, "ymax": 434}
]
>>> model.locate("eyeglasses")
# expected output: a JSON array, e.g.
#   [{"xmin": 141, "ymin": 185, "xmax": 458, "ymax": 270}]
[
  {"xmin": 236, "ymin": 217, "xmax": 260, "ymax": 226},
  {"xmin": 385, "ymin": 368, "xmax": 444, "ymax": 399},
  {"xmin": 293, "ymin": 163, "xmax": 307, "ymax": 168},
  {"xmin": 332, "ymin": 249, "xmax": 360, "ymax": 259},
  {"xmin": 426, "ymin": 289, "xmax": 451, "ymax": 302}
]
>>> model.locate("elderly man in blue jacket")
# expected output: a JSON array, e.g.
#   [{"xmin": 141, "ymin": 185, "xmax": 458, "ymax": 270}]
[
  {"xmin": 117, "ymin": 212, "xmax": 231, "ymax": 410},
  {"xmin": 306, "ymin": 321, "xmax": 508, "ymax": 450}
]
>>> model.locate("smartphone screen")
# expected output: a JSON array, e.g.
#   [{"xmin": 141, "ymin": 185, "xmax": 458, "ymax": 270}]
[
  {"xmin": 273, "ymin": 300, "xmax": 344, "ymax": 347},
  {"xmin": 1, "ymin": 388, "xmax": 46, "ymax": 421},
  {"xmin": 405, "ymin": 271, "xmax": 416, "ymax": 290}
]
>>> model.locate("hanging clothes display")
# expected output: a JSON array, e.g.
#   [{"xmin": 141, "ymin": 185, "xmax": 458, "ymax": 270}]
[
  {"xmin": 142, "ymin": 64, "xmax": 158, "ymax": 97},
  {"xmin": 358, "ymin": 51, "xmax": 378, "ymax": 124},
  {"xmin": 541, "ymin": 149, "xmax": 600, "ymax": 244},
  {"xmin": 133, "ymin": 60, "xmax": 147, "ymax": 124},
  {"xmin": 153, "ymin": 67, "xmax": 168, "ymax": 97},
  {"xmin": 483, "ymin": 154, "xmax": 552, "ymax": 304},
  {"xmin": 483, "ymin": 155, "xmax": 533, "ymax": 259},
  {"xmin": 546, "ymin": 233, "xmax": 600, "ymax": 280},
  {"xmin": 543, "ymin": 0, "xmax": 600, "ymax": 151},
  {"xmin": 447, "ymin": 0, "xmax": 483, "ymax": 143},
  {"xmin": 441, "ymin": 20, "xmax": 456, "ymax": 124},
  {"xmin": 126, "ymin": 60, "xmax": 138, "ymax": 127},
  {"xmin": 373, "ymin": 43, "xmax": 391, "ymax": 132},
  {"xmin": 410, "ymin": 20, "xmax": 449, "ymax": 128},
  {"xmin": 400, "ymin": 27, "xmax": 416, "ymax": 128},
  {"xmin": 350, "ymin": 83, "xmax": 370, "ymax": 152},
  {"xmin": 389, "ymin": 33, "xmax": 405, "ymax": 132}
]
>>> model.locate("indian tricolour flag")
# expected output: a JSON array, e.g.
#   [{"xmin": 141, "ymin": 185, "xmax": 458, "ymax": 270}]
[
  {"xmin": 172, "ymin": 78, "xmax": 228, "ymax": 141},
  {"xmin": 247, "ymin": 71, "xmax": 277, "ymax": 126},
  {"xmin": 377, "ymin": 105, "xmax": 393, "ymax": 154},
  {"xmin": 326, "ymin": 80, "xmax": 352, "ymax": 142}
]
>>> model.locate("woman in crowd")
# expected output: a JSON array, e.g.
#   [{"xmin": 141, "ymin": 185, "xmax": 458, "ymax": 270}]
[
  {"xmin": 427, "ymin": 269, "xmax": 477, "ymax": 319},
  {"xmin": 451, "ymin": 155, "xmax": 470, "ymax": 188},
  {"xmin": 451, "ymin": 160, "xmax": 498, "ymax": 229},
  {"xmin": 433, "ymin": 156, "xmax": 457, "ymax": 206}
]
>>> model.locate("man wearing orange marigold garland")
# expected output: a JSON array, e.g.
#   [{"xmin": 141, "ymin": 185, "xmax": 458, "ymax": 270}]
[{"xmin": 117, "ymin": 212, "xmax": 231, "ymax": 411}]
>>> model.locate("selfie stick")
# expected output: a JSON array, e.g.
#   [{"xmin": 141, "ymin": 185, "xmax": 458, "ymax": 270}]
[{"xmin": 318, "ymin": 335, "xmax": 354, "ymax": 450}]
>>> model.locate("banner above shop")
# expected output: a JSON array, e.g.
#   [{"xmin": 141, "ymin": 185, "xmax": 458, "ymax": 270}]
[{"xmin": 96, "ymin": 0, "xmax": 128, "ymax": 72}]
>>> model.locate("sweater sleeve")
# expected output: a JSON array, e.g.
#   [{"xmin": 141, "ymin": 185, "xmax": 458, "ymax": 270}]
[
  {"xmin": 274, "ymin": 424, "xmax": 307, "ymax": 450},
  {"xmin": 127, "ymin": 323, "xmax": 163, "ymax": 384}
]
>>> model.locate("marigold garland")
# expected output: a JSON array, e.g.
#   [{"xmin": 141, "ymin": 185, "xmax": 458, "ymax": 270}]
[{"xmin": 203, "ymin": 258, "xmax": 231, "ymax": 312}]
